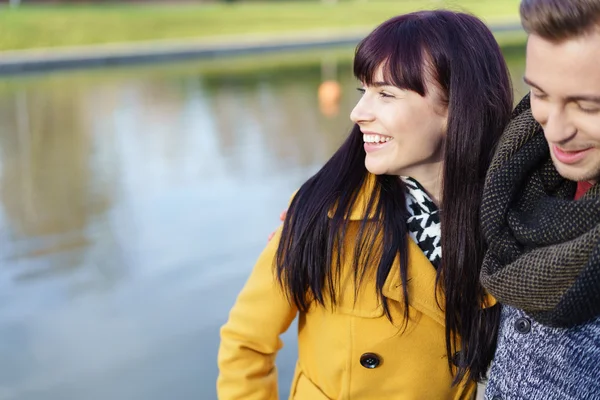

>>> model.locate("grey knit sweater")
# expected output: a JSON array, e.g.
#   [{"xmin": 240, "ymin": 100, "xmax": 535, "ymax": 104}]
[{"xmin": 484, "ymin": 305, "xmax": 600, "ymax": 400}]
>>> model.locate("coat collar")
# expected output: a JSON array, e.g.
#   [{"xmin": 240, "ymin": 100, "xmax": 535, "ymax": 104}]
[
  {"xmin": 323, "ymin": 173, "xmax": 448, "ymax": 325},
  {"xmin": 327, "ymin": 174, "xmax": 379, "ymax": 221}
]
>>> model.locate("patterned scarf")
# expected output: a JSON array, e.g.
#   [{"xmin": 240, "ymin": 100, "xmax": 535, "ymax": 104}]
[
  {"xmin": 480, "ymin": 94, "xmax": 600, "ymax": 328},
  {"xmin": 402, "ymin": 177, "xmax": 442, "ymax": 268}
]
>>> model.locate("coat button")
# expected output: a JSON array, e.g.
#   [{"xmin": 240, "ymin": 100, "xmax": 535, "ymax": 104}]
[
  {"xmin": 492, "ymin": 396, "xmax": 502, "ymax": 400},
  {"xmin": 360, "ymin": 353, "xmax": 381, "ymax": 369},
  {"xmin": 514, "ymin": 317, "xmax": 531, "ymax": 334}
]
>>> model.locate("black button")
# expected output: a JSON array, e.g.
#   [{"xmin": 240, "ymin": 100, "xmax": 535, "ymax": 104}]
[
  {"xmin": 492, "ymin": 396, "xmax": 502, "ymax": 400},
  {"xmin": 515, "ymin": 317, "xmax": 531, "ymax": 334},
  {"xmin": 360, "ymin": 353, "xmax": 381, "ymax": 369}
]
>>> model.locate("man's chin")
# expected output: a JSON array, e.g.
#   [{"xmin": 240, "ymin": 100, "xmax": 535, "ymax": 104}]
[{"xmin": 551, "ymin": 159, "xmax": 600, "ymax": 183}]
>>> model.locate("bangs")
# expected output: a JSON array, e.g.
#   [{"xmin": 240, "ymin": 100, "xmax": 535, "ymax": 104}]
[{"xmin": 353, "ymin": 16, "xmax": 429, "ymax": 96}]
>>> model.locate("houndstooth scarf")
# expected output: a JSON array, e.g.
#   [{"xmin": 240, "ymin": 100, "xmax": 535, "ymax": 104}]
[
  {"xmin": 402, "ymin": 177, "xmax": 442, "ymax": 269},
  {"xmin": 480, "ymin": 94, "xmax": 600, "ymax": 328}
]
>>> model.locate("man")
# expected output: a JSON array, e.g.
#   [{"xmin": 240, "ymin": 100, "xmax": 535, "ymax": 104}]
[{"xmin": 479, "ymin": 0, "xmax": 600, "ymax": 399}]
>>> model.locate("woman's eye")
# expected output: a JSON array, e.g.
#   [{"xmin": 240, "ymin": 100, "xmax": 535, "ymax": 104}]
[{"xmin": 355, "ymin": 88, "xmax": 395, "ymax": 98}]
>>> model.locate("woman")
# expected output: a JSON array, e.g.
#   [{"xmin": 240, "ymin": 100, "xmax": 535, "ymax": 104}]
[{"xmin": 218, "ymin": 10, "xmax": 513, "ymax": 400}]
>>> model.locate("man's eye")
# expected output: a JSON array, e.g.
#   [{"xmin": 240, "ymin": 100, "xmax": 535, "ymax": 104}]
[
  {"xmin": 531, "ymin": 90, "xmax": 547, "ymax": 100},
  {"xmin": 578, "ymin": 104, "xmax": 600, "ymax": 114},
  {"xmin": 356, "ymin": 88, "xmax": 366, "ymax": 95},
  {"xmin": 379, "ymin": 92, "xmax": 395, "ymax": 98}
]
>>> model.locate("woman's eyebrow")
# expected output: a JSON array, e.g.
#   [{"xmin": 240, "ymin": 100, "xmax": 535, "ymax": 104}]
[{"xmin": 371, "ymin": 81, "xmax": 394, "ymax": 87}]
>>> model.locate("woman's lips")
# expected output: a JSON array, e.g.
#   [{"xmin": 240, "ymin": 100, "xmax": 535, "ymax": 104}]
[{"xmin": 364, "ymin": 141, "xmax": 392, "ymax": 152}]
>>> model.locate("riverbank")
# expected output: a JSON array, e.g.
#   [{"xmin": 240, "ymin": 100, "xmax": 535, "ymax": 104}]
[
  {"xmin": 0, "ymin": 23, "xmax": 525, "ymax": 75},
  {"xmin": 0, "ymin": 1, "xmax": 521, "ymax": 51}
]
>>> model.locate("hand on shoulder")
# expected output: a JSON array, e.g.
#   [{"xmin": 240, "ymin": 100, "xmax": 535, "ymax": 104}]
[{"xmin": 267, "ymin": 210, "xmax": 287, "ymax": 242}]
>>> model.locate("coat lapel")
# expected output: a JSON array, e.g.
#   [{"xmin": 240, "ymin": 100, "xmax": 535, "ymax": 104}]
[{"xmin": 382, "ymin": 238, "xmax": 446, "ymax": 327}]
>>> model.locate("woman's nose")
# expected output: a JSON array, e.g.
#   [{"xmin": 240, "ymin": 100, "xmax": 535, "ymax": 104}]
[{"xmin": 350, "ymin": 95, "xmax": 375, "ymax": 124}]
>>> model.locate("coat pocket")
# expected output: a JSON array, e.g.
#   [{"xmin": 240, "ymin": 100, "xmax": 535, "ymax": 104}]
[{"xmin": 291, "ymin": 371, "xmax": 331, "ymax": 400}]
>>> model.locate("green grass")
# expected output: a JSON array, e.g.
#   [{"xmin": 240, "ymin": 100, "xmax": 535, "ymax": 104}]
[{"xmin": 0, "ymin": 0, "xmax": 521, "ymax": 51}]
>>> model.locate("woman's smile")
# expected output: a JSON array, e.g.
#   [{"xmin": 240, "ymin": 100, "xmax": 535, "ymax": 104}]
[{"xmin": 363, "ymin": 132, "xmax": 393, "ymax": 152}]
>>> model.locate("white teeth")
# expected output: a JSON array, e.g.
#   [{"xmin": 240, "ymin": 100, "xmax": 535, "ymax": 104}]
[{"xmin": 363, "ymin": 134, "xmax": 391, "ymax": 143}]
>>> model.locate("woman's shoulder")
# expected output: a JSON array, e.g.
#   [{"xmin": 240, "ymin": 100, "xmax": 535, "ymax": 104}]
[{"xmin": 327, "ymin": 173, "xmax": 380, "ymax": 221}]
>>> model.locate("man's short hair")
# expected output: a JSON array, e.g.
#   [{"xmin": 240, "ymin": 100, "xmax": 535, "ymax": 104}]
[{"xmin": 520, "ymin": 0, "xmax": 600, "ymax": 40}]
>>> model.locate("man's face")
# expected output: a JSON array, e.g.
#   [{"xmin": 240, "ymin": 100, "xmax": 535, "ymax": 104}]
[{"xmin": 525, "ymin": 30, "xmax": 600, "ymax": 183}]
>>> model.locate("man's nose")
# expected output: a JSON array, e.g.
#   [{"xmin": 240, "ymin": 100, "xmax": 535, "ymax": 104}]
[{"xmin": 542, "ymin": 105, "xmax": 577, "ymax": 144}]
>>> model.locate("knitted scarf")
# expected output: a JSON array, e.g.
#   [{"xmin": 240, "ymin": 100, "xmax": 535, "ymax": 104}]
[{"xmin": 480, "ymin": 94, "xmax": 600, "ymax": 328}]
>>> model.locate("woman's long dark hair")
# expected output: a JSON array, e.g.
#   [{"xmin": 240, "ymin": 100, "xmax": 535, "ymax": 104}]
[{"xmin": 276, "ymin": 10, "xmax": 513, "ymax": 384}]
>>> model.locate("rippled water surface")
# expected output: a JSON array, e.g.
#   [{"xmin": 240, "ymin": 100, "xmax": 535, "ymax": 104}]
[{"xmin": 0, "ymin": 45, "xmax": 527, "ymax": 399}]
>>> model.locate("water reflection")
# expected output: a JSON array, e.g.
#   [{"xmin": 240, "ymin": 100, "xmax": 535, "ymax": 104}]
[{"xmin": 0, "ymin": 45, "xmax": 527, "ymax": 400}]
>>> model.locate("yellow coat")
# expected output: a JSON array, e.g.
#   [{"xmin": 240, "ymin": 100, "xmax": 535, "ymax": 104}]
[{"xmin": 218, "ymin": 184, "xmax": 488, "ymax": 400}]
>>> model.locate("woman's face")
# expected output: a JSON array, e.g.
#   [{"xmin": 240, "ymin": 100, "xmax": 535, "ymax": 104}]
[{"xmin": 350, "ymin": 65, "xmax": 448, "ymax": 181}]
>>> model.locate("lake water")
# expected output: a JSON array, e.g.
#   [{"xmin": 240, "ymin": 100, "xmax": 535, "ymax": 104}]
[{"xmin": 0, "ymin": 45, "xmax": 528, "ymax": 400}]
